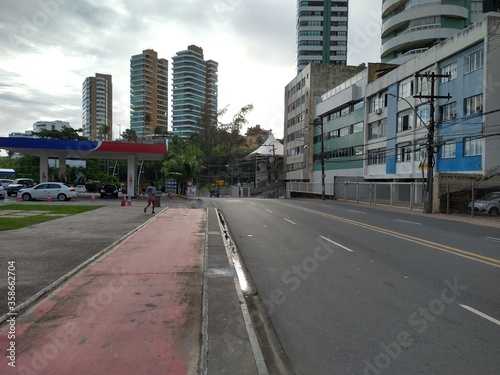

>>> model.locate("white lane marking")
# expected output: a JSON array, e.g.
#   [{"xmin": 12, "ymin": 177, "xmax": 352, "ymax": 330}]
[
  {"xmin": 485, "ymin": 236, "xmax": 500, "ymax": 242},
  {"xmin": 265, "ymin": 209, "xmax": 274, "ymax": 214},
  {"xmin": 248, "ymin": 202, "xmax": 257, "ymax": 206},
  {"xmin": 320, "ymin": 236, "xmax": 354, "ymax": 253},
  {"xmin": 394, "ymin": 219, "xmax": 423, "ymax": 226},
  {"xmin": 284, "ymin": 218, "xmax": 296, "ymax": 225},
  {"xmin": 321, "ymin": 204, "xmax": 330, "ymax": 208},
  {"xmin": 460, "ymin": 304, "xmax": 500, "ymax": 327},
  {"xmin": 349, "ymin": 210, "xmax": 366, "ymax": 214}
]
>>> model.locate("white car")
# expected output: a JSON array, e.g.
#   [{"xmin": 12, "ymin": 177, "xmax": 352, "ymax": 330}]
[
  {"xmin": 18, "ymin": 182, "xmax": 78, "ymax": 202},
  {"xmin": 75, "ymin": 185, "xmax": 87, "ymax": 193},
  {"xmin": 0, "ymin": 185, "xmax": 5, "ymax": 199}
]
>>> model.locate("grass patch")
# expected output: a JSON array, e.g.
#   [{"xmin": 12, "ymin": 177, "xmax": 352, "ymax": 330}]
[{"xmin": 0, "ymin": 204, "xmax": 103, "ymax": 231}]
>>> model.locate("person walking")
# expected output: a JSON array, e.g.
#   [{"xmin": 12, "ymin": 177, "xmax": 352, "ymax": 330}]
[{"xmin": 144, "ymin": 182, "xmax": 156, "ymax": 214}]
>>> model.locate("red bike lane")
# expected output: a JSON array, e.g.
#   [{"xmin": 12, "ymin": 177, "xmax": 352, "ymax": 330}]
[{"xmin": 0, "ymin": 208, "xmax": 205, "ymax": 375}]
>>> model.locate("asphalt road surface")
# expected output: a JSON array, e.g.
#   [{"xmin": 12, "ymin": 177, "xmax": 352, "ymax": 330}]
[{"xmin": 212, "ymin": 198, "xmax": 500, "ymax": 375}]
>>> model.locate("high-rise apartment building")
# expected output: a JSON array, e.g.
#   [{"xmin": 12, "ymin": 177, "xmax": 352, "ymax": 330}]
[
  {"xmin": 171, "ymin": 45, "xmax": 218, "ymax": 138},
  {"xmin": 82, "ymin": 73, "xmax": 112, "ymax": 140},
  {"xmin": 130, "ymin": 49, "xmax": 169, "ymax": 139},
  {"xmin": 296, "ymin": 0, "xmax": 349, "ymax": 74},
  {"xmin": 381, "ymin": 0, "xmax": 499, "ymax": 64}
]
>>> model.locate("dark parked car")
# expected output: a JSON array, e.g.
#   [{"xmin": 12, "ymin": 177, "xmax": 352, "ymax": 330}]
[
  {"xmin": 100, "ymin": 184, "xmax": 119, "ymax": 198},
  {"xmin": 6, "ymin": 178, "xmax": 35, "ymax": 196},
  {"xmin": 210, "ymin": 188, "xmax": 220, "ymax": 197}
]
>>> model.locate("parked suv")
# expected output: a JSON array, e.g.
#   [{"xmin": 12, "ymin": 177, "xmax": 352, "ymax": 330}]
[
  {"xmin": 100, "ymin": 184, "xmax": 119, "ymax": 198},
  {"xmin": 6, "ymin": 178, "xmax": 35, "ymax": 196}
]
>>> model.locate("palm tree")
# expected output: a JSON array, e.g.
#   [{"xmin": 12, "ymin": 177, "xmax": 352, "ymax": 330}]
[
  {"xmin": 143, "ymin": 113, "xmax": 153, "ymax": 142},
  {"xmin": 99, "ymin": 124, "xmax": 112, "ymax": 141},
  {"xmin": 162, "ymin": 155, "xmax": 201, "ymax": 195}
]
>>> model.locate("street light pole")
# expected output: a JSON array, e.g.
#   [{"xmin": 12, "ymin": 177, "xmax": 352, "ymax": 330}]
[{"xmin": 314, "ymin": 117, "xmax": 326, "ymax": 200}]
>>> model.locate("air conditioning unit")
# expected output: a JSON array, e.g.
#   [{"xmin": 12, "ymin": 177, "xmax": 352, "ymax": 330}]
[
  {"xmin": 476, "ymin": 105, "xmax": 483, "ymax": 112},
  {"xmin": 375, "ymin": 108, "xmax": 382, "ymax": 115}
]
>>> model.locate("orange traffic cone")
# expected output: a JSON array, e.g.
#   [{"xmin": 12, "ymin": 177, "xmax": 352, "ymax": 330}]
[
  {"xmin": 91, "ymin": 194, "xmax": 96, "ymax": 203},
  {"xmin": 16, "ymin": 194, "xmax": 21, "ymax": 203},
  {"xmin": 121, "ymin": 195, "xmax": 126, "ymax": 206},
  {"xmin": 47, "ymin": 192, "xmax": 52, "ymax": 203},
  {"xmin": 127, "ymin": 196, "xmax": 132, "ymax": 206}
]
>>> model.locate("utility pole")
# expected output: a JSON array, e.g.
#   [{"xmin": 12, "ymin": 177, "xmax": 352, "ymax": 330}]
[{"xmin": 413, "ymin": 71, "xmax": 451, "ymax": 214}]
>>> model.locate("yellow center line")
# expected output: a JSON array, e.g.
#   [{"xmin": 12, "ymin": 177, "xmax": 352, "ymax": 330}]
[{"xmin": 276, "ymin": 202, "xmax": 500, "ymax": 268}]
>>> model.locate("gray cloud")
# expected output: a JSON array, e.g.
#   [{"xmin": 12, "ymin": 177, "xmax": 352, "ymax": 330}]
[{"xmin": 0, "ymin": 0, "xmax": 381, "ymax": 138}]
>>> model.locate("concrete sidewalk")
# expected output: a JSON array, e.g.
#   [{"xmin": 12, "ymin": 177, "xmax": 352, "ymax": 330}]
[{"xmin": 0, "ymin": 207, "xmax": 263, "ymax": 374}]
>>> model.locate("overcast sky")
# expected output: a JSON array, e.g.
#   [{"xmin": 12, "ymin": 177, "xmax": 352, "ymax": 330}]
[{"xmin": 0, "ymin": 0, "xmax": 382, "ymax": 140}]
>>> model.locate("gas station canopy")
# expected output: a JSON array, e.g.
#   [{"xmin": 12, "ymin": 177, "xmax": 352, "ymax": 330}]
[{"xmin": 0, "ymin": 137, "xmax": 167, "ymax": 161}]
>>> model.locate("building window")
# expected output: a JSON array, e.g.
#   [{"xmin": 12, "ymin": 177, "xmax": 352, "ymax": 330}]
[
  {"xmin": 441, "ymin": 142, "xmax": 456, "ymax": 159},
  {"xmin": 397, "ymin": 142, "xmax": 412, "ymax": 162},
  {"xmin": 464, "ymin": 49, "xmax": 484, "ymax": 74},
  {"xmin": 368, "ymin": 148, "xmax": 386, "ymax": 165},
  {"xmin": 351, "ymin": 122, "xmax": 363, "ymax": 134},
  {"xmin": 440, "ymin": 62, "xmax": 457, "ymax": 82},
  {"xmin": 368, "ymin": 95, "xmax": 377, "ymax": 113},
  {"xmin": 397, "ymin": 110, "xmax": 413, "ymax": 132},
  {"xmin": 464, "ymin": 94, "xmax": 483, "ymax": 116},
  {"xmin": 368, "ymin": 119, "xmax": 387, "ymax": 140},
  {"xmin": 416, "ymin": 104, "xmax": 430, "ymax": 127},
  {"xmin": 464, "ymin": 137, "xmax": 482, "ymax": 156},
  {"xmin": 414, "ymin": 140, "xmax": 427, "ymax": 161},
  {"xmin": 441, "ymin": 102, "xmax": 457, "ymax": 121},
  {"xmin": 399, "ymin": 77, "xmax": 414, "ymax": 99},
  {"xmin": 416, "ymin": 73, "xmax": 432, "ymax": 95}
]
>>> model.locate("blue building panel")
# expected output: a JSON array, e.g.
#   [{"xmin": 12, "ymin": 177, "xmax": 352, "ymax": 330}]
[{"xmin": 386, "ymin": 84, "xmax": 398, "ymax": 175}]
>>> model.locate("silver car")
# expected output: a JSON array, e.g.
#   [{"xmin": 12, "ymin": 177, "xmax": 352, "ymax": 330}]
[
  {"xmin": 468, "ymin": 191, "xmax": 500, "ymax": 216},
  {"xmin": 0, "ymin": 185, "xmax": 5, "ymax": 199},
  {"xmin": 0, "ymin": 179, "xmax": 13, "ymax": 188}
]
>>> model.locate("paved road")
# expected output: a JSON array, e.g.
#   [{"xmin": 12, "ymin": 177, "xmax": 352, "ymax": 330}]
[{"xmin": 212, "ymin": 198, "xmax": 500, "ymax": 375}]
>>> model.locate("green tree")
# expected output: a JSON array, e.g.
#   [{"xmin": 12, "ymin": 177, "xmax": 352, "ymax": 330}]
[
  {"xmin": 143, "ymin": 113, "xmax": 153, "ymax": 141},
  {"xmin": 122, "ymin": 129, "xmax": 138, "ymax": 142},
  {"xmin": 219, "ymin": 104, "xmax": 253, "ymax": 164},
  {"xmin": 32, "ymin": 127, "xmax": 87, "ymax": 140},
  {"xmin": 162, "ymin": 155, "xmax": 201, "ymax": 195},
  {"xmin": 196, "ymin": 104, "xmax": 220, "ymax": 167},
  {"xmin": 99, "ymin": 124, "xmax": 112, "ymax": 141}
]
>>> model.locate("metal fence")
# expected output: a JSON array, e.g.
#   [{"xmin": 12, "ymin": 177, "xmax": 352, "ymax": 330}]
[
  {"xmin": 437, "ymin": 176, "xmax": 500, "ymax": 217},
  {"xmin": 286, "ymin": 182, "xmax": 335, "ymax": 197},
  {"xmin": 334, "ymin": 181, "xmax": 425, "ymax": 210},
  {"xmin": 286, "ymin": 181, "xmax": 424, "ymax": 210},
  {"xmin": 286, "ymin": 175, "xmax": 500, "ymax": 218}
]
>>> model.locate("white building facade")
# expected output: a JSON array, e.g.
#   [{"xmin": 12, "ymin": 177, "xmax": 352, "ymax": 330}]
[
  {"xmin": 289, "ymin": 15, "xmax": 500, "ymax": 210},
  {"xmin": 381, "ymin": 0, "xmax": 499, "ymax": 64}
]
